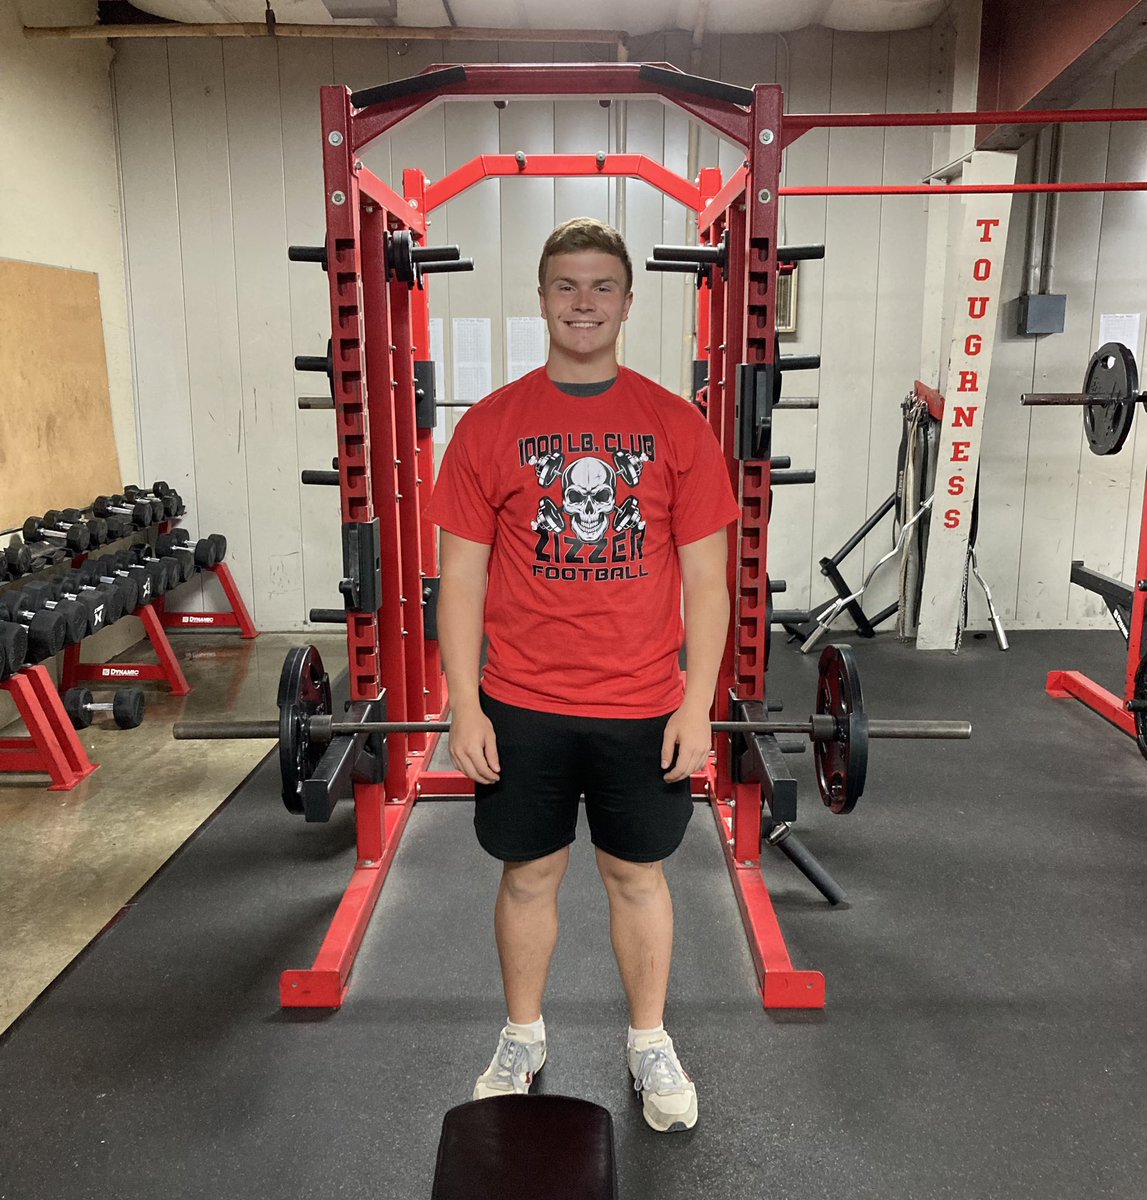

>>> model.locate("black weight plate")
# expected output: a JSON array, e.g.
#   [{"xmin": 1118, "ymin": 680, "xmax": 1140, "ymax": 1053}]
[
  {"xmin": 0, "ymin": 621, "xmax": 29, "ymax": 677},
  {"xmin": 53, "ymin": 598, "xmax": 89, "ymax": 644},
  {"xmin": 814, "ymin": 643, "xmax": 869, "ymax": 814},
  {"xmin": 112, "ymin": 687, "xmax": 146, "ymax": 729},
  {"xmin": 277, "ymin": 644, "xmax": 331, "ymax": 815},
  {"xmin": 63, "ymin": 687, "xmax": 93, "ymax": 730},
  {"xmin": 1083, "ymin": 342, "xmax": 1137, "ymax": 456},
  {"xmin": 27, "ymin": 608, "xmax": 67, "ymax": 661}
]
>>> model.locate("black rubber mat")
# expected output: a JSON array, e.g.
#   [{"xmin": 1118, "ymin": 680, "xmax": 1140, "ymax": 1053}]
[{"xmin": 0, "ymin": 631, "xmax": 1144, "ymax": 1199}]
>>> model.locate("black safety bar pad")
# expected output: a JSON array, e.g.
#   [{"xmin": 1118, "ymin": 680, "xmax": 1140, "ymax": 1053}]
[
  {"xmin": 778, "ymin": 244, "xmax": 826, "ymax": 262},
  {"xmin": 638, "ymin": 64, "xmax": 754, "ymax": 108},
  {"xmin": 350, "ymin": 65, "xmax": 469, "ymax": 112}
]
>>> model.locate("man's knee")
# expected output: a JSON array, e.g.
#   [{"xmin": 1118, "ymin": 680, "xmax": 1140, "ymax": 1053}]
[
  {"xmin": 500, "ymin": 846, "xmax": 569, "ymax": 903},
  {"xmin": 595, "ymin": 848, "xmax": 666, "ymax": 902}
]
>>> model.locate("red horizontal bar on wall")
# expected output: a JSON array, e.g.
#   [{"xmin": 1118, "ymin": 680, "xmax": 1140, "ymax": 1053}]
[
  {"xmin": 423, "ymin": 153, "xmax": 704, "ymax": 213},
  {"xmin": 779, "ymin": 180, "xmax": 1147, "ymax": 196},
  {"xmin": 785, "ymin": 105, "xmax": 1147, "ymax": 133}
]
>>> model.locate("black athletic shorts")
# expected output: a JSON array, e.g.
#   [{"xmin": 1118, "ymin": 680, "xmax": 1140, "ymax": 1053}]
[{"xmin": 473, "ymin": 691, "xmax": 694, "ymax": 864}]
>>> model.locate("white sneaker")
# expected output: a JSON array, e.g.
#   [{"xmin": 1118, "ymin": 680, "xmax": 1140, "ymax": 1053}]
[
  {"xmin": 628, "ymin": 1032, "xmax": 698, "ymax": 1132},
  {"xmin": 473, "ymin": 1026, "xmax": 547, "ymax": 1099}
]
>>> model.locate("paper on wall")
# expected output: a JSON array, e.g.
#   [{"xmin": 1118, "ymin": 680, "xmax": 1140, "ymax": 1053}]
[
  {"xmin": 507, "ymin": 317, "xmax": 547, "ymax": 382},
  {"xmin": 430, "ymin": 318, "xmax": 447, "ymax": 444},
  {"xmin": 452, "ymin": 318, "xmax": 492, "ymax": 411},
  {"xmin": 1098, "ymin": 313, "xmax": 1142, "ymax": 359}
]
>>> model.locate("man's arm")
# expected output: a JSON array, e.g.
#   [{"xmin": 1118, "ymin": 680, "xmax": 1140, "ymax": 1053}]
[
  {"xmin": 438, "ymin": 530, "xmax": 500, "ymax": 783},
  {"xmin": 661, "ymin": 529, "xmax": 731, "ymax": 783}
]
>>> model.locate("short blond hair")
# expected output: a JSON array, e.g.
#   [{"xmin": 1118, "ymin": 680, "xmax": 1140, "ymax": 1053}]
[{"xmin": 538, "ymin": 217, "xmax": 633, "ymax": 294}]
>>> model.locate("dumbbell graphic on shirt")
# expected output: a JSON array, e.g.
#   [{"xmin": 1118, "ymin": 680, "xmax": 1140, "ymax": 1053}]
[{"xmin": 528, "ymin": 450, "xmax": 647, "ymax": 539}]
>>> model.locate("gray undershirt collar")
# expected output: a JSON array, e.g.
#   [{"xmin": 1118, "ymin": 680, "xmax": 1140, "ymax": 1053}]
[{"xmin": 551, "ymin": 377, "xmax": 617, "ymax": 398}]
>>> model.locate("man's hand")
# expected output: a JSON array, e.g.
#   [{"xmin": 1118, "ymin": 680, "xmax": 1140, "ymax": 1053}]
[
  {"xmin": 449, "ymin": 705, "xmax": 501, "ymax": 784},
  {"xmin": 660, "ymin": 703, "xmax": 712, "ymax": 783}
]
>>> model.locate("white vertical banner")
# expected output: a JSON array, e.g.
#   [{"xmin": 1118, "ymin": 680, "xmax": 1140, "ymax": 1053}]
[{"xmin": 917, "ymin": 151, "xmax": 1018, "ymax": 651}]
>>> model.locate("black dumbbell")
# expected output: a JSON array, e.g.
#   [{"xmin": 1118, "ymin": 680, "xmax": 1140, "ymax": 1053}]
[
  {"xmin": 0, "ymin": 621, "xmax": 30, "ymax": 682},
  {"xmin": 92, "ymin": 495, "xmax": 157, "ymax": 528},
  {"xmin": 155, "ymin": 531, "xmax": 219, "ymax": 576},
  {"xmin": 168, "ymin": 529, "xmax": 226, "ymax": 564},
  {"xmin": 1, "ymin": 543, "xmax": 33, "ymax": 581},
  {"xmin": 123, "ymin": 483, "xmax": 182, "ymax": 519},
  {"xmin": 22, "ymin": 514, "xmax": 90, "ymax": 554},
  {"xmin": 76, "ymin": 558, "xmax": 141, "ymax": 614},
  {"xmin": 124, "ymin": 546, "xmax": 182, "ymax": 594},
  {"xmin": 62, "ymin": 686, "xmax": 146, "ymax": 731},
  {"xmin": 48, "ymin": 509, "xmax": 111, "ymax": 549},
  {"xmin": 42, "ymin": 573, "xmax": 127, "ymax": 634},
  {"xmin": 0, "ymin": 592, "xmax": 69, "ymax": 662},
  {"xmin": 11, "ymin": 584, "xmax": 90, "ymax": 646},
  {"xmin": 108, "ymin": 549, "xmax": 169, "ymax": 603}
]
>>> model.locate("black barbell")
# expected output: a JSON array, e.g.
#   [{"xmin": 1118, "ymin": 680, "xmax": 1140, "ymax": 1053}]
[
  {"xmin": 1021, "ymin": 340, "xmax": 1143, "ymax": 456},
  {"xmin": 172, "ymin": 643, "xmax": 970, "ymax": 818}
]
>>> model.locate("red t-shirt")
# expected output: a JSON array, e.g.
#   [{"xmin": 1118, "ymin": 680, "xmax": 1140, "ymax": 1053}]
[{"xmin": 425, "ymin": 366, "xmax": 741, "ymax": 717}]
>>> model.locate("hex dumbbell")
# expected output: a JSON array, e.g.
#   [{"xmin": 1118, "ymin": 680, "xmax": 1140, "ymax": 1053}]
[
  {"xmin": 124, "ymin": 546, "xmax": 182, "ymax": 594},
  {"xmin": 0, "ymin": 621, "xmax": 30, "ymax": 682},
  {"xmin": 0, "ymin": 593, "xmax": 69, "ymax": 662},
  {"xmin": 155, "ymin": 531, "xmax": 223, "ymax": 577},
  {"xmin": 8, "ymin": 584, "xmax": 89, "ymax": 645},
  {"xmin": 46, "ymin": 573, "xmax": 128, "ymax": 633},
  {"xmin": 46, "ymin": 509, "xmax": 110, "ymax": 549},
  {"xmin": 92, "ymin": 495, "xmax": 158, "ymax": 528},
  {"xmin": 62, "ymin": 686, "xmax": 146, "ymax": 731},
  {"xmin": 76, "ymin": 558, "xmax": 141, "ymax": 614},
  {"xmin": 21, "ymin": 514, "xmax": 90, "ymax": 554},
  {"xmin": 123, "ymin": 483, "xmax": 183, "ymax": 520}
]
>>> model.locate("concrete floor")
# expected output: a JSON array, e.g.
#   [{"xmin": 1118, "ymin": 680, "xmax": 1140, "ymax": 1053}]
[{"xmin": 0, "ymin": 630, "xmax": 346, "ymax": 1034}]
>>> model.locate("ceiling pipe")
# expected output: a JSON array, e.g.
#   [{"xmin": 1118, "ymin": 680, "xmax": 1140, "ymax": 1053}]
[{"xmin": 23, "ymin": 21, "xmax": 628, "ymax": 46}]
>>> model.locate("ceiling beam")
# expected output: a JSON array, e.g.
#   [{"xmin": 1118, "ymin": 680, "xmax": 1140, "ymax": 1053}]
[{"xmin": 977, "ymin": 0, "xmax": 1147, "ymax": 148}]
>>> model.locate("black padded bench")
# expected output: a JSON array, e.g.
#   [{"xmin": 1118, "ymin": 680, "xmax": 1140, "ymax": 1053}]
[{"xmin": 431, "ymin": 1094, "xmax": 617, "ymax": 1200}]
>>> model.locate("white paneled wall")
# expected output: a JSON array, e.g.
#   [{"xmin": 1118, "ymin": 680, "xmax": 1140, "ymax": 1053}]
[{"xmin": 112, "ymin": 29, "xmax": 1147, "ymax": 634}]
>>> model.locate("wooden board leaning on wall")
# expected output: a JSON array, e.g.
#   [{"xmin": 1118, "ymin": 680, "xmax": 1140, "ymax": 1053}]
[{"xmin": 0, "ymin": 259, "xmax": 123, "ymax": 535}]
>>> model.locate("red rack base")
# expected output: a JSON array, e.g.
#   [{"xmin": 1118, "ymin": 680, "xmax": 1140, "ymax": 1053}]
[
  {"xmin": 0, "ymin": 666, "xmax": 97, "ymax": 790},
  {"xmin": 1046, "ymin": 669, "xmax": 1135, "ymax": 738},
  {"xmin": 63, "ymin": 604, "xmax": 190, "ymax": 696},
  {"xmin": 157, "ymin": 562, "xmax": 259, "ymax": 639}
]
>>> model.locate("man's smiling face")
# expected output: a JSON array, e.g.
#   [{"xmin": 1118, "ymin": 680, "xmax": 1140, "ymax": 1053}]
[{"xmin": 539, "ymin": 250, "xmax": 633, "ymax": 374}]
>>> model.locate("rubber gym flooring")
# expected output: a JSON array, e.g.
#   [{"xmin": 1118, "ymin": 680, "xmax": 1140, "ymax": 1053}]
[{"xmin": 0, "ymin": 630, "xmax": 1143, "ymax": 1200}]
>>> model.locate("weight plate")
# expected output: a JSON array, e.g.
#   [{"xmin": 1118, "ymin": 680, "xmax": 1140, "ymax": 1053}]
[
  {"xmin": 63, "ymin": 687, "xmax": 93, "ymax": 730},
  {"xmin": 1083, "ymin": 342, "xmax": 1137, "ymax": 456},
  {"xmin": 277, "ymin": 644, "xmax": 331, "ymax": 815},
  {"xmin": 0, "ymin": 621, "xmax": 29, "ymax": 678},
  {"xmin": 112, "ymin": 687, "xmax": 146, "ymax": 729},
  {"xmin": 1134, "ymin": 655, "xmax": 1147, "ymax": 762},
  {"xmin": 814, "ymin": 643, "xmax": 869, "ymax": 814}
]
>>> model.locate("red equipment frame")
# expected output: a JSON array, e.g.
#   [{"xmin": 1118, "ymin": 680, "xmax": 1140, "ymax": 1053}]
[
  {"xmin": 285, "ymin": 62, "xmax": 1147, "ymax": 1011},
  {"xmin": 0, "ymin": 665, "xmax": 97, "ymax": 790},
  {"xmin": 1046, "ymin": 467, "xmax": 1147, "ymax": 741}
]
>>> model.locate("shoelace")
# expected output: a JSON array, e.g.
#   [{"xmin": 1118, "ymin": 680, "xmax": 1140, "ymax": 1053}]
[
  {"xmin": 632, "ymin": 1046, "xmax": 689, "ymax": 1096},
  {"xmin": 490, "ymin": 1037, "xmax": 533, "ymax": 1089}
]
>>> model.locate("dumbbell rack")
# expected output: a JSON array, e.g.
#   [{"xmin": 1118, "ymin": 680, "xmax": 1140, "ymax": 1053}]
[
  {"xmin": 153, "ymin": 561, "xmax": 257, "ymax": 640},
  {"xmin": 0, "ymin": 666, "xmax": 97, "ymax": 790}
]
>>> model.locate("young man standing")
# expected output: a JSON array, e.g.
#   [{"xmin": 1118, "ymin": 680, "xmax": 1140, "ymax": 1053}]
[{"xmin": 425, "ymin": 217, "xmax": 739, "ymax": 1133}]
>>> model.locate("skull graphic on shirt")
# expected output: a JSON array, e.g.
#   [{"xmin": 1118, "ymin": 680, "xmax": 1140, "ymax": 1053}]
[{"xmin": 561, "ymin": 457, "xmax": 616, "ymax": 542}]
